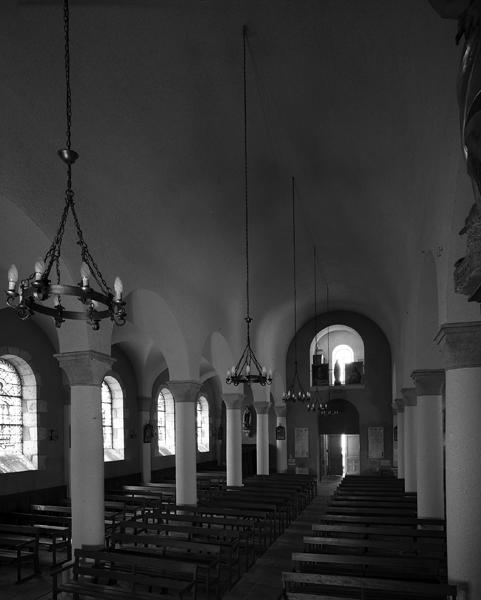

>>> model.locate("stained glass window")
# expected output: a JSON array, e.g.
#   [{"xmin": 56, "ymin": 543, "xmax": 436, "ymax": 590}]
[
  {"xmin": 0, "ymin": 359, "xmax": 23, "ymax": 455},
  {"xmin": 196, "ymin": 396, "xmax": 209, "ymax": 453},
  {"xmin": 101, "ymin": 380, "xmax": 113, "ymax": 449},
  {"xmin": 157, "ymin": 388, "xmax": 175, "ymax": 455}
]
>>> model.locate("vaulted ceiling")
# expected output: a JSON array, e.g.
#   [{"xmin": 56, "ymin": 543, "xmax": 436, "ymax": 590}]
[{"xmin": 0, "ymin": 1, "xmax": 466, "ymax": 386}]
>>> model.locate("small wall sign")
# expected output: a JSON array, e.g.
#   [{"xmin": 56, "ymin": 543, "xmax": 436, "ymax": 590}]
[{"xmin": 275, "ymin": 425, "xmax": 286, "ymax": 440}]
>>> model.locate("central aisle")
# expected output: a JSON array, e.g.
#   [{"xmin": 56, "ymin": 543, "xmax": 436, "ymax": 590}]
[{"xmin": 222, "ymin": 476, "xmax": 340, "ymax": 600}]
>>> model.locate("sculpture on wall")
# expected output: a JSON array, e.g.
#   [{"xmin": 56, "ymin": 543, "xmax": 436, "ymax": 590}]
[
  {"xmin": 242, "ymin": 405, "xmax": 254, "ymax": 437},
  {"xmin": 431, "ymin": 1, "xmax": 481, "ymax": 299}
]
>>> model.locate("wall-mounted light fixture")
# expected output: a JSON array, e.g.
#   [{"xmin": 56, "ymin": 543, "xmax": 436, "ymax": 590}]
[{"xmin": 49, "ymin": 429, "xmax": 59, "ymax": 441}]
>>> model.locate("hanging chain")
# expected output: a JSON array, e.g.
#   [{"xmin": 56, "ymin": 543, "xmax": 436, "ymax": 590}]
[
  {"xmin": 314, "ymin": 245, "xmax": 319, "ymax": 346},
  {"xmin": 243, "ymin": 26, "xmax": 250, "ymax": 325},
  {"xmin": 292, "ymin": 176, "xmax": 298, "ymax": 364},
  {"xmin": 71, "ymin": 202, "xmax": 111, "ymax": 293},
  {"xmin": 63, "ymin": 0, "xmax": 72, "ymax": 151},
  {"xmin": 43, "ymin": 0, "xmax": 111, "ymax": 294}
]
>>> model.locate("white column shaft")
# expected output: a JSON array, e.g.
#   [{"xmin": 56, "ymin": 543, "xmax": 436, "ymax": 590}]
[
  {"xmin": 175, "ymin": 401, "xmax": 197, "ymax": 505},
  {"xmin": 397, "ymin": 411, "xmax": 405, "ymax": 479},
  {"xmin": 226, "ymin": 407, "xmax": 242, "ymax": 486},
  {"xmin": 404, "ymin": 404, "xmax": 417, "ymax": 492},
  {"xmin": 140, "ymin": 409, "xmax": 152, "ymax": 485},
  {"xmin": 276, "ymin": 416, "xmax": 287, "ymax": 473},
  {"xmin": 256, "ymin": 413, "xmax": 269, "ymax": 475},
  {"xmin": 416, "ymin": 394, "xmax": 444, "ymax": 518},
  {"xmin": 445, "ymin": 367, "xmax": 481, "ymax": 598},
  {"xmin": 70, "ymin": 385, "xmax": 104, "ymax": 549}
]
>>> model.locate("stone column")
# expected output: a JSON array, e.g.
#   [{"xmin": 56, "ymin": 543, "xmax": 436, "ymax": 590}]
[
  {"xmin": 169, "ymin": 380, "xmax": 201, "ymax": 506},
  {"xmin": 62, "ymin": 383, "xmax": 71, "ymax": 495},
  {"xmin": 55, "ymin": 350, "xmax": 114, "ymax": 550},
  {"xmin": 254, "ymin": 400, "xmax": 270, "ymax": 475},
  {"xmin": 412, "ymin": 369, "xmax": 445, "ymax": 519},
  {"xmin": 436, "ymin": 322, "xmax": 481, "ymax": 599},
  {"xmin": 223, "ymin": 393, "xmax": 243, "ymax": 486},
  {"xmin": 274, "ymin": 404, "xmax": 287, "ymax": 473},
  {"xmin": 139, "ymin": 396, "xmax": 152, "ymax": 485},
  {"xmin": 392, "ymin": 402, "xmax": 397, "ymax": 470},
  {"xmin": 401, "ymin": 387, "xmax": 417, "ymax": 493},
  {"xmin": 395, "ymin": 398, "xmax": 405, "ymax": 479}
]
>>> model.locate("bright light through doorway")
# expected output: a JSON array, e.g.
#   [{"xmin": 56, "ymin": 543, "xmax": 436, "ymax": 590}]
[{"xmin": 341, "ymin": 433, "xmax": 347, "ymax": 476}]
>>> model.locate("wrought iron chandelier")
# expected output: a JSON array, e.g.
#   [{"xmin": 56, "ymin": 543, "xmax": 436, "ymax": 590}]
[
  {"xmin": 5, "ymin": 0, "xmax": 126, "ymax": 331},
  {"xmin": 283, "ymin": 177, "xmax": 310, "ymax": 404},
  {"xmin": 226, "ymin": 26, "xmax": 271, "ymax": 387}
]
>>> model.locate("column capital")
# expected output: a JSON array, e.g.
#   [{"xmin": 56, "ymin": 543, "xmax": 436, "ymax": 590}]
[
  {"xmin": 401, "ymin": 387, "xmax": 417, "ymax": 406},
  {"xmin": 435, "ymin": 321, "xmax": 481, "ymax": 369},
  {"xmin": 274, "ymin": 404, "xmax": 287, "ymax": 418},
  {"xmin": 411, "ymin": 369, "xmax": 445, "ymax": 396},
  {"xmin": 394, "ymin": 398, "xmax": 404, "ymax": 413},
  {"xmin": 54, "ymin": 350, "xmax": 115, "ymax": 386},
  {"xmin": 167, "ymin": 380, "xmax": 201, "ymax": 403},
  {"xmin": 254, "ymin": 400, "xmax": 270, "ymax": 415},
  {"xmin": 223, "ymin": 393, "xmax": 243, "ymax": 410}
]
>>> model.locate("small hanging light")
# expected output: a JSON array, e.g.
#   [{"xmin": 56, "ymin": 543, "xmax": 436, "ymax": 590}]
[
  {"xmin": 226, "ymin": 26, "xmax": 271, "ymax": 387},
  {"xmin": 283, "ymin": 177, "xmax": 310, "ymax": 404},
  {"xmin": 5, "ymin": 0, "xmax": 126, "ymax": 330}
]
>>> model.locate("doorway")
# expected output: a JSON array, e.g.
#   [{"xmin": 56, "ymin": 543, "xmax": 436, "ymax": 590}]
[
  {"xmin": 321, "ymin": 433, "xmax": 360, "ymax": 477},
  {"xmin": 342, "ymin": 433, "xmax": 360, "ymax": 475}
]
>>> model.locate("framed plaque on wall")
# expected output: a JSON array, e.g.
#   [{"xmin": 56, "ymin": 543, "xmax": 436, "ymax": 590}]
[
  {"xmin": 295, "ymin": 427, "xmax": 309, "ymax": 458},
  {"xmin": 368, "ymin": 426, "xmax": 384, "ymax": 458}
]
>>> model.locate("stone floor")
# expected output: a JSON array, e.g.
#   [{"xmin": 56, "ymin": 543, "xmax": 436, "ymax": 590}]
[
  {"xmin": 0, "ymin": 476, "xmax": 340, "ymax": 600},
  {"xmin": 222, "ymin": 476, "xmax": 340, "ymax": 600}
]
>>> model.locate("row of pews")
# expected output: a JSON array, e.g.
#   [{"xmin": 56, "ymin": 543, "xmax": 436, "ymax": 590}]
[
  {"xmin": 0, "ymin": 471, "xmax": 315, "ymax": 599},
  {"xmin": 281, "ymin": 475, "xmax": 457, "ymax": 600}
]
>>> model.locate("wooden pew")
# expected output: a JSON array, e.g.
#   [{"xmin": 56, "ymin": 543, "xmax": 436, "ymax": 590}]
[
  {"xmin": 334, "ymin": 491, "xmax": 417, "ymax": 502},
  {"xmin": 319, "ymin": 514, "xmax": 445, "ymax": 529},
  {"xmin": 0, "ymin": 512, "xmax": 71, "ymax": 565},
  {"xmin": 233, "ymin": 481, "xmax": 308, "ymax": 515},
  {"xmin": 113, "ymin": 519, "xmax": 241, "ymax": 588},
  {"xmin": 155, "ymin": 512, "xmax": 256, "ymax": 567},
  {"xmin": 202, "ymin": 495, "xmax": 282, "ymax": 536},
  {"xmin": 303, "ymin": 536, "xmax": 446, "ymax": 562},
  {"xmin": 109, "ymin": 532, "xmax": 221, "ymax": 599},
  {"xmin": 325, "ymin": 505, "xmax": 418, "ymax": 517},
  {"xmin": 51, "ymin": 548, "xmax": 197, "ymax": 600},
  {"xmin": 0, "ymin": 524, "xmax": 40, "ymax": 582},
  {"xmin": 328, "ymin": 499, "xmax": 418, "ymax": 510},
  {"xmin": 31, "ymin": 503, "xmax": 125, "ymax": 533},
  {"xmin": 291, "ymin": 551, "xmax": 442, "ymax": 582},
  {"xmin": 251, "ymin": 474, "xmax": 316, "ymax": 500},
  {"xmin": 311, "ymin": 523, "xmax": 446, "ymax": 542},
  {"xmin": 281, "ymin": 571, "xmax": 457, "ymax": 599},
  {"xmin": 221, "ymin": 488, "xmax": 294, "ymax": 525},
  {"xmin": 167, "ymin": 504, "xmax": 273, "ymax": 548}
]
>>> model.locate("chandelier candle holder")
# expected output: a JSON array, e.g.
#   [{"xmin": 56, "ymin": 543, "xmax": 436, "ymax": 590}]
[
  {"xmin": 283, "ymin": 177, "xmax": 310, "ymax": 404},
  {"xmin": 5, "ymin": 0, "xmax": 126, "ymax": 330},
  {"xmin": 226, "ymin": 26, "xmax": 271, "ymax": 388}
]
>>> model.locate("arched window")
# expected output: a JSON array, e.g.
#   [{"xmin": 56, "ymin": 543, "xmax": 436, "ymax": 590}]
[
  {"xmin": 102, "ymin": 376, "xmax": 124, "ymax": 462},
  {"xmin": 196, "ymin": 395, "xmax": 209, "ymax": 453},
  {"xmin": 0, "ymin": 359, "xmax": 22, "ymax": 455},
  {"xmin": 0, "ymin": 355, "xmax": 38, "ymax": 473},
  {"xmin": 157, "ymin": 388, "xmax": 175, "ymax": 455},
  {"xmin": 309, "ymin": 325, "xmax": 364, "ymax": 387},
  {"xmin": 332, "ymin": 344, "xmax": 354, "ymax": 385}
]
